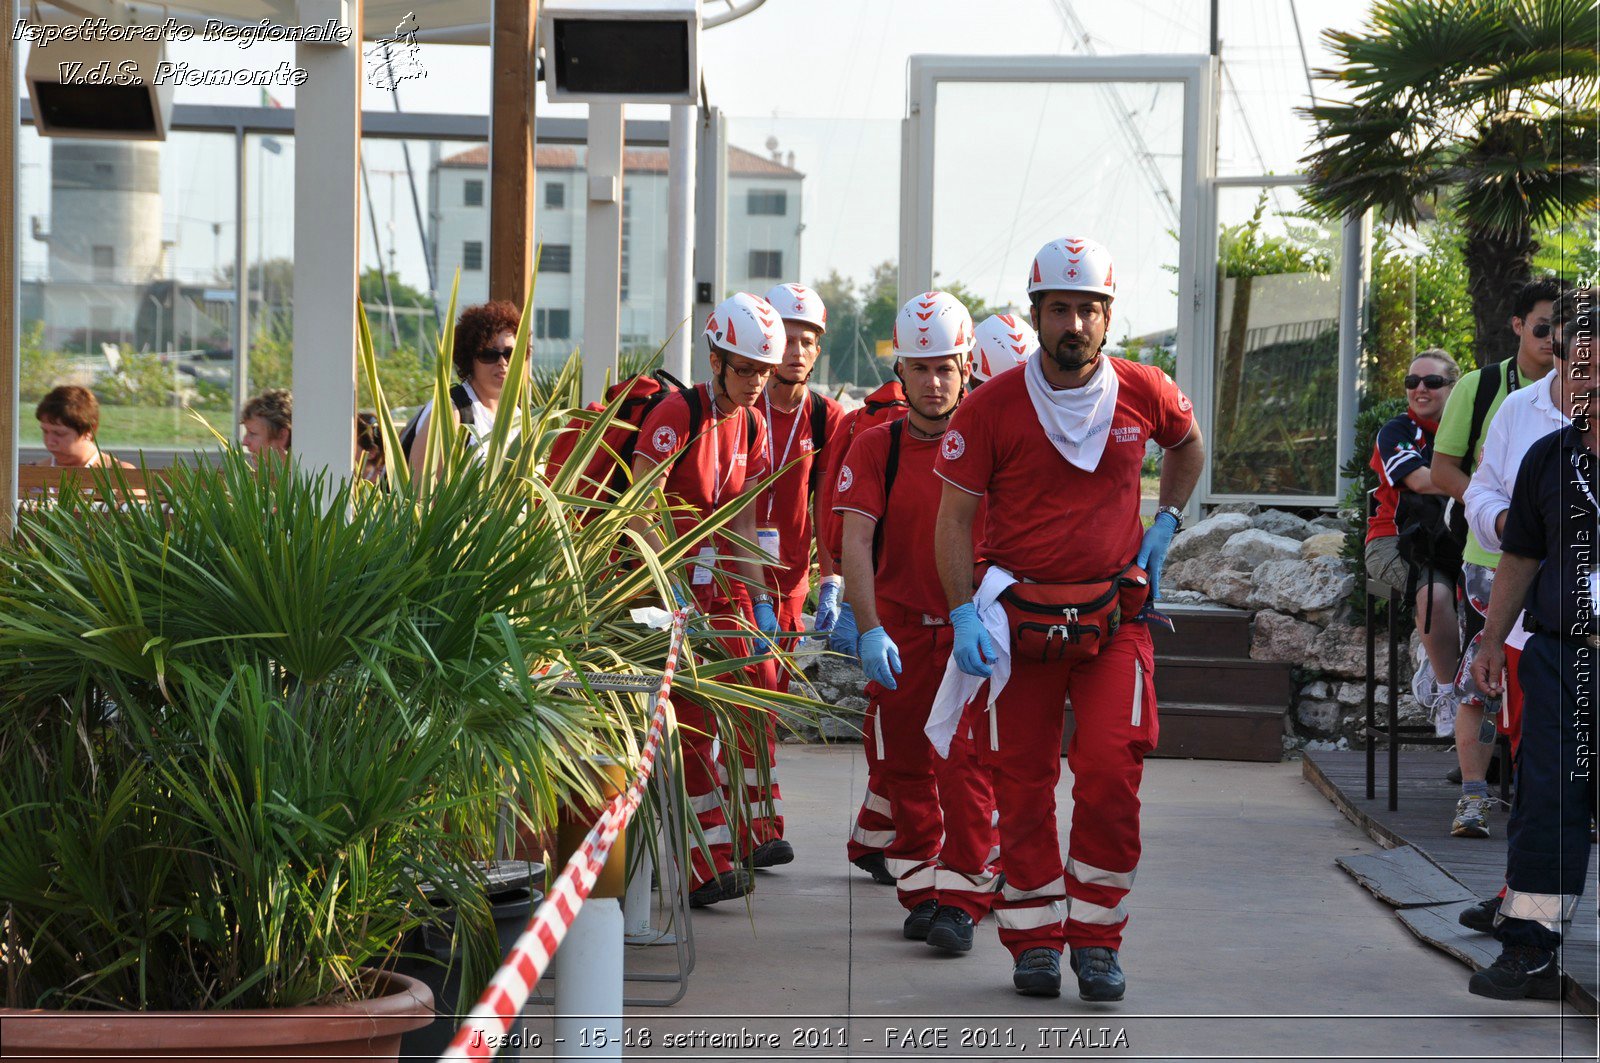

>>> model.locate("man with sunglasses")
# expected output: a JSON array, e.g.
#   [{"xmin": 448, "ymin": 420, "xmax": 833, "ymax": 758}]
[
  {"xmin": 630, "ymin": 292, "xmax": 789, "ymax": 907},
  {"xmin": 1467, "ymin": 285, "xmax": 1598, "ymax": 1001},
  {"xmin": 1430, "ymin": 280, "xmax": 1566, "ymax": 805}
]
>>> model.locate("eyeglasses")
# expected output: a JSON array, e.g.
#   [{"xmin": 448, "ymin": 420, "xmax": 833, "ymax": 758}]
[
  {"xmin": 1532, "ymin": 322, "xmax": 1553, "ymax": 338},
  {"xmin": 1404, "ymin": 374, "xmax": 1455, "ymax": 390},
  {"xmin": 474, "ymin": 346, "xmax": 515, "ymax": 365},
  {"xmin": 722, "ymin": 361, "xmax": 774, "ymax": 380}
]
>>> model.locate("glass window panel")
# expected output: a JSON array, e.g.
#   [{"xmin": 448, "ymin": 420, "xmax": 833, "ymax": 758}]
[
  {"xmin": 1210, "ymin": 184, "xmax": 1342, "ymax": 498},
  {"xmin": 20, "ymin": 124, "xmax": 238, "ymax": 457}
]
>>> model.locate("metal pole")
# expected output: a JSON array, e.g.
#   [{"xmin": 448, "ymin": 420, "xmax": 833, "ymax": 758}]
[
  {"xmin": 1, "ymin": 0, "xmax": 16, "ymax": 538},
  {"xmin": 664, "ymin": 104, "xmax": 697, "ymax": 381},
  {"xmin": 1336, "ymin": 210, "xmax": 1370, "ymax": 499},
  {"xmin": 552, "ymin": 899, "xmax": 624, "ymax": 1060},
  {"xmin": 582, "ymin": 103, "xmax": 625, "ymax": 403},
  {"xmin": 233, "ymin": 127, "xmax": 250, "ymax": 422}
]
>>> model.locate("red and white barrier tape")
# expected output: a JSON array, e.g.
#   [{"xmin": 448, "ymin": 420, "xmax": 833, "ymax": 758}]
[{"xmin": 439, "ymin": 609, "xmax": 690, "ymax": 1061}]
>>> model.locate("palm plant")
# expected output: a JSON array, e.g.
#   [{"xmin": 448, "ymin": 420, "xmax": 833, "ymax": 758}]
[
  {"xmin": 1300, "ymin": 0, "xmax": 1599, "ymax": 368},
  {"xmin": 0, "ymin": 276, "xmax": 817, "ymax": 1017}
]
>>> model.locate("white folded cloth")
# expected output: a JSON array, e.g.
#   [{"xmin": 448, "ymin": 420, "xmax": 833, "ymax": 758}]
[
  {"xmin": 1023, "ymin": 350, "xmax": 1120, "ymax": 473},
  {"xmin": 927, "ymin": 564, "xmax": 1016, "ymax": 758}
]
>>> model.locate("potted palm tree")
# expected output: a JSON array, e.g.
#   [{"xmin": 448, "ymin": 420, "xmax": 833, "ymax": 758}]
[{"xmin": 0, "ymin": 285, "xmax": 815, "ymax": 1059}]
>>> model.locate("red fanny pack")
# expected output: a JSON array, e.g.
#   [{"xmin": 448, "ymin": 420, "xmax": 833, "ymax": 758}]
[{"xmin": 990, "ymin": 563, "xmax": 1150, "ymax": 664}]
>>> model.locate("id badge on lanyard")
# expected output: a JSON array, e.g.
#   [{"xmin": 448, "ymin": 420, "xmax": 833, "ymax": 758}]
[{"xmin": 757, "ymin": 526, "xmax": 782, "ymax": 565}]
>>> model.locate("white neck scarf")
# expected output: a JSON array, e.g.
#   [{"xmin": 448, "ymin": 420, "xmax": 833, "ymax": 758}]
[{"xmin": 1023, "ymin": 350, "xmax": 1120, "ymax": 473}]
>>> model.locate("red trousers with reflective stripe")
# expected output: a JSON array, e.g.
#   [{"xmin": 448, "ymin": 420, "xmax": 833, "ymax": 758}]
[
  {"xmin": 676, "ymin": 587, "xmax": 782, "ymax": 890},
  {"xmin": 981, "ymin": 623, "xmax": 1157, "ymax": 958},
  {"xmin": 869, "ymin": 614, "xmax": 999, "ymax": 919},
  {"xmin": 773, "ymin": 584, "xmax": 810, "ymax": 696}
]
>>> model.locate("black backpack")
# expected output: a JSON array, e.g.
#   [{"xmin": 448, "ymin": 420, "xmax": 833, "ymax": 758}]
[
  {"xmin": 1395, "ymin": 492, "xmax": 1466, "ymax": 632},
  {"xmin": 398, "ymin": 384, "xmax": 475, "ymax": 463},
  {"xmin": 870, "ymin": 419, "xmax": 906, "ymax": 569}
]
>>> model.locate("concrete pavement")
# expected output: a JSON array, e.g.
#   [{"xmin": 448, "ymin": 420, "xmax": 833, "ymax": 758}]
[{"xmin": 519, "ymin": 746, "xmax": 1597, "ymax": 1061}]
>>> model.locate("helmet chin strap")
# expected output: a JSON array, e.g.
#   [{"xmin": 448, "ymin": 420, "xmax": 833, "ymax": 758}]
[{"xmin": 773, "ymin": 371, "xmax": 808, "ymax": 387}]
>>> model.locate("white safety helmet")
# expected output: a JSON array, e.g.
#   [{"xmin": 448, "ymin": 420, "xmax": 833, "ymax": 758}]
[
  {"xmin": 704, "ymin": 292, "xmax": 786, "ymax": 365},
  {"xmin": 891, "ymin": 291, "xmax": 974, "ymax": 360},
  {"xmin": 763, "ymin": 282, "xmax": 828, "ymax": 334},
  {"xmin": 1027, "ymin": 236, "xmax": 1116, "ymax": 300},
  {"xmin": 971, "ymin": 313, "xmax": 1037, "ymax": 381}
]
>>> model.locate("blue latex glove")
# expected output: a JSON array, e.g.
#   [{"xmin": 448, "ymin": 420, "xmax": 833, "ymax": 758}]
[
  {"xmin": 857, "ymin": 626, "xmax": 902, "ymax": 690},
  {"xmin": 827, "ymin": 600, "xmax": 860, "ymax": 659},
  {"xmin": 814, "ymin": 579, "xmax": 843, "ymax": 633},
  {"xmin": 670, "ymin": 584, "xmax": 690, "ymax": 611},
  {"xmin": 1136, "ymin": 510, "xmax": 1180, "ymax": 602},
  {"xmin": 950, "ymin": 601, "xmax": 995, "ymax": 678},
  {"xmin": 753, "ymin": 599, "xmax": 779, "ymax": 653}
]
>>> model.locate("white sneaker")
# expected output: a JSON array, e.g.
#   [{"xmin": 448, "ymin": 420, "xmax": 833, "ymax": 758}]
[
  {"xmin": 1433, "ymin": 693, "xmax": 1459, "ymax": 739},
  {"xmin": 1412, "ymin": 657, "xmax": 1441, "ymax": 710}
]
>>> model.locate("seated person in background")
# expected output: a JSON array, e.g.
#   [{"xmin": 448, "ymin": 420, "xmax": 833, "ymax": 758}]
[
  {"xmin": 240, "ymin": 389, "xmax": 292, "ymax": 462},
  {"xmin": 1364, "ymin": 352, "xmax": 1469, "ymax": 789},
  {"xmin": 33, "ymin": 385, "xmax": 132, "ymax": 469},
  {"xmin": 356, "ymin": 412, "xmax": 386, "ymax": 483}
]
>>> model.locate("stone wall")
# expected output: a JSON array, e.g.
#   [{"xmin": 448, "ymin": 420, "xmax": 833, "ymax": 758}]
[
  {"xmin": 1163, "ymin": 504, "xmax": 1427, "ymax": 752},
  {"xmin": 792, "ymin": 505, "xmax": 1428, "ymax": 757}
]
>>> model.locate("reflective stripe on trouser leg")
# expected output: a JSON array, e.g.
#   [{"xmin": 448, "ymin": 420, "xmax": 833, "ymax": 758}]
[
  {"xmin": 715, "ymin": 603, "xmax": 785, "ymax": 849},
  {"xmin": 873, "ymin": 618, "xmax": 949, "ymax": 911},
  {"xmin": 1061, "ymin": 625, "xmax": 1156, "ymax": 950},
  {"xmin": 981, "ymin": 654, "xmax": 1074, "ymax": 959},
  {"xmin": 849, "ymin": 700, "xmax": 896, "ymax": 859},
  {"xmin": 675, "ymin": 691, "xmax": 734, "ymax": 888},
  {"xmin": 933, "ymin": 686, "xmax": 1001, "ymax": 920}
]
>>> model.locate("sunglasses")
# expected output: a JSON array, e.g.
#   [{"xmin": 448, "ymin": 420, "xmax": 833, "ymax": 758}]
[
  {"xmin": 474, "ymin": 346, "xmax": 515, "ymax": 365},
  {"xmin": 1404, "ymin": 374, "xmax": 1455, "ymax": 390},
  {"xmin": 1532, "ymin": 322, "xmax": 1553, "ymax": 338}
]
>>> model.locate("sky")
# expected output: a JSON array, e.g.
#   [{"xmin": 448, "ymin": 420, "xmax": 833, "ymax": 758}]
[{"xmin": 17, "ymin": 0, "xmax": 1378, "ymax": 342}]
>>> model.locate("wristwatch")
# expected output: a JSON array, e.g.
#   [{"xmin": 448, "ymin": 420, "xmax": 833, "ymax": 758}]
[
  {"xmin": 752, "ymin": 591, "xmax": 774, "ymax": 605},
  {"xmin": 1156, "ymin": 505, "xmax": 1185, "ymax": 530}
]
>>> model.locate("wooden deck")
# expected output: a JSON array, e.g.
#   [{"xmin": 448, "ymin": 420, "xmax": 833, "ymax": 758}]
[{"xmin": 1304, "ymin": 749, "xmax": 1597, "ymax": 1013}]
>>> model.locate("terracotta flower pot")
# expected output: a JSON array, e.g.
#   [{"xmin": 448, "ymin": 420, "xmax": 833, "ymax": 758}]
[{"xmin": 0, "ymin": 970, "xmax": 435, "ymax": 1063}]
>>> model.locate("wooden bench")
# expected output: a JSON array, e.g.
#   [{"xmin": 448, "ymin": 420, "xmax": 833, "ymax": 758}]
[{"xmin": 16, "ymin": 464, "xmax": 167, "ymax": 499}]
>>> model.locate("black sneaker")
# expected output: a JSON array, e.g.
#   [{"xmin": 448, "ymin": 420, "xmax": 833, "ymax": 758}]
[
  {"xmin": 750, "ymin": 838, "xmax": 794, "ymax": 868},
  {"xmin": 925, "ymin": 906, "xmax": 975, "ymax": 953},
  {"xmin": 852, "ymin": 851, "xmax": 897, "ymax": 886},
  {"xmin": 1458, "ymin": 896, "xmax": 1501, "ymax": 934},
  {"xmin": 1070, "ymin": 946, "xmax": 1126, "ymax": 1002},
  {"xmin": 902, "ymin": 900, "xmax": 938, "ymax": 940},
  {"xmin": 688, "ymin": 869, "xmax": 753, "ymax": 909},
  {"xmin": 1012, "ymin": 947, "xmax": 1062, "ymax": 996},
  {"xmin": 1468, "ymin": 945, "xmax": 1562, "ymax": 1001}
]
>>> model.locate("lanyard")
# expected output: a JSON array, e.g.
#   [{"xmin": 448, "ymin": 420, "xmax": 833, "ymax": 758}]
[
  {"xmin": 704, "ymin": 384, "xmax": 742, "ymax": 510},
  {"xmin": 762, "ymin": 391, "xmax": 806, "ymax": 523},
  {"xmin": 1507, "ymin": 357, "xmax": 1521, "ymax": 394}
]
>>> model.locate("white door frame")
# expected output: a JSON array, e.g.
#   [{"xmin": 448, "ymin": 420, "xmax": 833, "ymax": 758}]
[{"xmin": 901, "ymin": 54, "xmax": 1216, "ymax": 517}]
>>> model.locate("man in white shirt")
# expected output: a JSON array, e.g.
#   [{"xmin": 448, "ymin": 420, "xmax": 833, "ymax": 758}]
[{"xmin": 1455, "ymin": 317, "xmax": 1581, "ymax": 932}]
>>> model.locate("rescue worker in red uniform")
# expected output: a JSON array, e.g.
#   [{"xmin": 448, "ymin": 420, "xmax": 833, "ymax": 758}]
[
  {"xmin": 817, "ymin": 377, "xmax": 910, "ymax": 886},
  {"xmin": 834, "ymin": 291, "xmax": 1000, "ymax": 952},
  {"xmin": 757, "ymin": 283, "xmax": 847, "ymax": 679},
  {"xmin": 631, "ymin": 292, "xmax": 787, "ymax": 907},
  {"xmin": 970, "ymin": 313, "xmax": 1037, "ymax": 388},
  {"xmin": 933, "ymin": 237, "xmax": 1205, "ymax": 1000}
]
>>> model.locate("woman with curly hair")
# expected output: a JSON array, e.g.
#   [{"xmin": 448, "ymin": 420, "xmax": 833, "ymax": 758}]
[{"xmin": 404, "ymin": 300, "xmax": 522, "ymax": 479}]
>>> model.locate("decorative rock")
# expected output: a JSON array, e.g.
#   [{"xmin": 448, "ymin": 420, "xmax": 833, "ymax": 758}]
[
  {"xmin": 819, "ymin": 715, "xmax": 863, "ymax": 741},
  {"xmin": 1310, "ymin": 515, "xmax": 1346, "ymax": 533},
  {"xmin": 1200, "ymin": 568, "xmax": 1256, "ymax": 609},
  {"xmin": 1301, "ymin": 681, "xmax": 1332, "ymax": 700},
  {"xmin": 1167, "ymin": 512, "xmax": 1253, "ymax": 563},
  {"xmin": 1308, "ymin": 616, "xmax": 1392, "ymax": 679},
  {"xmin": 1163, "ymin": 557, "xmax": 1213, "ymax": 594},
  {"xmin": 1252, "ymin": 510, "xmax": 1314, "ymax": 540},
  {"xmin": 1250, "ymin": 610, "xmax": 1320, "ymax": 663},
  {"xmin": 1296, "ymin": 699, "xmax": 1341, "ymax": 735},
  {"xmin": 1222, "ymin": 528, "xmax": 1302, "ymax": 568},
  {"xmin": 1159, "ymin": 589, "xmax": 1208, "ymax": 605},
  {"xmin": 1247, "ymin": 556, "xmax": 1356, "ymax": 615},
  {"xmin": 1300, "ymin": 531, "xmax": 1346, "ymax": 560},
  {"xmin": 1209, "ymin": 501, "xmax": 1260, "ymax": 517}
]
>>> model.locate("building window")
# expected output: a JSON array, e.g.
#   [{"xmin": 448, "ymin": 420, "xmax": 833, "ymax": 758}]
[
  {"xmin": 747, "ymin": 189, "xmax": 787, "ymax": 216},
  {"xmin": 542, "ymin": 244, "xmax": 572, "ymax": 273},
  {"xmin": 748, "ymin": 250, "xmax": 783, "ymax": 279},
  {"xmin": 545, "ymin": 182, "xmax": 565, "ymax": 209},
  {"xmin": 463, "ymin": 178, "xmax": 484, "ymax": 207},
  {"xmin": 91, "ymin": 245, "xmax": 114, "ymax": 280},
  {"xmin": 536, "ymin": 308, "xmax": 572, "ymax": 340},
  {"xmin": 463, "ymin": 240, "xmax": 483, "ymax": 271}
]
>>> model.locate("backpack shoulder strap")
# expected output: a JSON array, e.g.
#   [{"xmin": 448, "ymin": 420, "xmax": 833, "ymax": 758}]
[
  {"xmin": 448, "ymin": 383, "xmax": 474, "ymax": 424},
  {"xmin": 684, "ymin": 384, "xmax": 704, "ymax": 443},
  {"xmin": 871, "ymin": 420, "xmax": 905, "ymax": 570},
  {"xmin": 1460, "ymin": 361, "xmax": 1502, "ymax": 477},
  {"xmin": 809, "ymin": 390, "xmax": 829, "ymax": 451}
]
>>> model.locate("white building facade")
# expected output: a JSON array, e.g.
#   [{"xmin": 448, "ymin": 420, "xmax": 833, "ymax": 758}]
[{"xmin": 430, "ymin": 143, "xmax": 804, "ymax": 363}]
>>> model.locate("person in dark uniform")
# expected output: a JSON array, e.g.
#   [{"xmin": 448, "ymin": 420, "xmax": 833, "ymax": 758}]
[{"xmin": 1469, "ymin": 285, "xmax": 1598, "ymax": 1000}]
